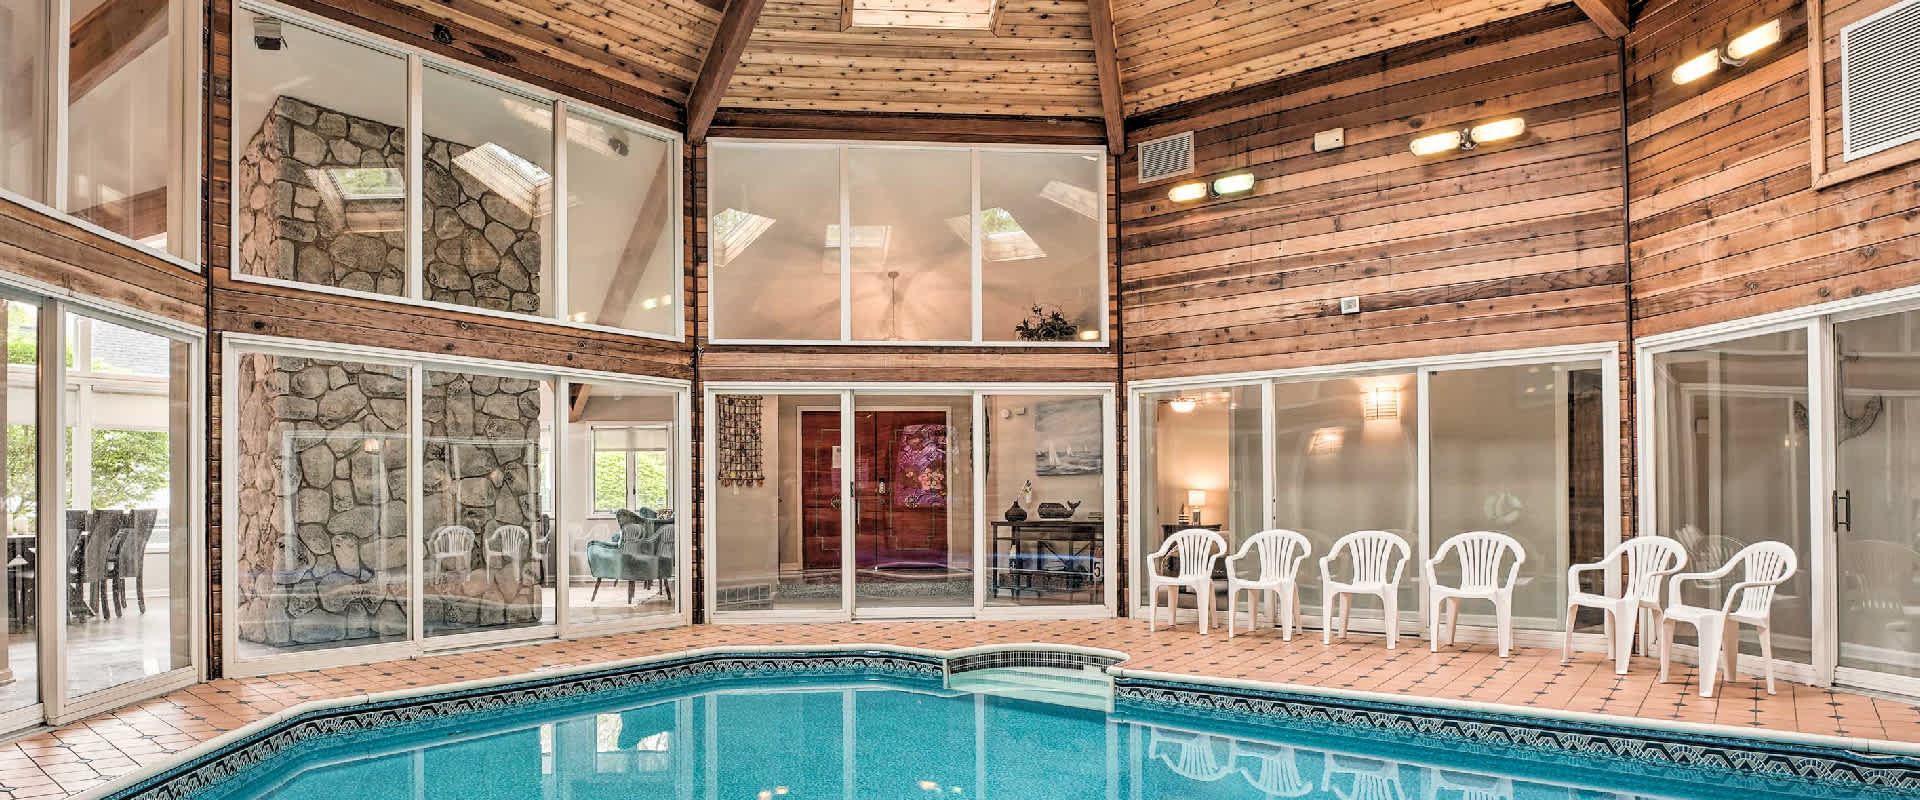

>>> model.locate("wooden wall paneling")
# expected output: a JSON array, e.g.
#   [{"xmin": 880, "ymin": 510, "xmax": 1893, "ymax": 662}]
[
  {"xmin": 1805, "ymin": 0, "xmax": 1920, "ymax": 188},
  {"xmin": 1626, "ymin": 0, "xmax": 1920, "ymax": 335},
  {"xmin": 1117, "ymin": 8, "xmax": 1629, "ymax": 381},
  {"xmin": 0, "ymin": 201, "xmax": 206, "ymax": 326}
]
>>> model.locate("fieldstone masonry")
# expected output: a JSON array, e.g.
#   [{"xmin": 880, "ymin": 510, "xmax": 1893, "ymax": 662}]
[
  {"xmin": 236, "ymin": 95, "xmax": 545, "ymax": 313},
  {"xmin": 234, "ymin": 353, "xmax": 544, "ymax": 649}
]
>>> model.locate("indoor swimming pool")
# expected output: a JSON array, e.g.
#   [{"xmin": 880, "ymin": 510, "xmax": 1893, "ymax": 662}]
[{"xmin": 136, "ymin": 655, "xmax": 1914, "ymax": 800}]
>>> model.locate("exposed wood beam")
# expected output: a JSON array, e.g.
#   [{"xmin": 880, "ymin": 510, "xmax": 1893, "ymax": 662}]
[
  {"xmin": 69, "ymin": 0, "xmax": 167, "ymax": 103},
  {"xmin": 707, "ymin": 109, "xmax": 1106, "ymax": 145},
  {"xmin": 687, "ymin": 0, "xmax": 770, "ymax": 143},
  {"xmin": 1572, "ymin": 0, "xmax": 1630, "ymax": 38},
  {"xmin": 594, "ymin": 148, "xmax": 678, "ymax": 327},
  {"xmin": 569, "ymin": 383, "xmax": 593, "ymax": 423},
  {"xmin": 72, "ymin": 186, "xmax": 166, "ymax": 241},
  {"xmin": 1085, "ymin": 0, "xmax": 1125, "ymax": 155}
]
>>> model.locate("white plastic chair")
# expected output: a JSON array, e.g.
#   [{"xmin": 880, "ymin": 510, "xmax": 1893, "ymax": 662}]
[
  {"xmin": 1423, "ymin": 531, "xmax": 1526, "ymax": 657},
  {"xmin": 1658, "ymin": 541, "xmax": 1797, "ymax": 697},
  {"xmin": 1146, "ymin": 528, "xmax": 1229, "ymax": 633},
  {"xmin": 1319, "ymin": 531, "xmax": 1412, "ymax": 649},
  {"xmin": 1562, "ymin": 536, "xmax": 1687, "ymax": 674},
  {"xmin": 1324, "ymin": 754, "xmax": 1405, "ymax": 800},
  {"xmin": 426, "ymin": 525, "xmax": 476, "ymax": 580},
  {"xmin": 1148, "ymin": 727, "xmax": 1234, "ymax": 782},
  {"xmin": 1422, "ymin": 770, "xmax": 1512, "ymax": 800},
  {"xmin": 1231, "ymin": 740, "xmax": 1312, "ymax": 798},
  {"xmin": 1225, "ymin": 529, "xmax": 1311, "ymax": 640},
  {"xmin": 484, "ymin": 524, "xmax": 531, "ymax": 583}
]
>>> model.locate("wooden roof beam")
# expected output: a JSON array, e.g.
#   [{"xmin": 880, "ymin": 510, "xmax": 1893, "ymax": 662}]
[
  {"xmin": 1086, "ymin": 0, "xmax": 1125, "ymax": 155},
  {"xmin": 69, "ymin": 0, "xmax": 167, "ymax": 102},
  {"xmin": 1573, "ymin": 0, "xmax": 1630, "ymax": 38},
  {"xmin": 687, "ymin": 0, "xmax": 770, "ymax": 143}
]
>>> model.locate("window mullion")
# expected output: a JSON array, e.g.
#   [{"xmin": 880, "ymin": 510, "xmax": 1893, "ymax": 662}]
[{"xmin": 405, "ymin": 54, "xmax": 424, "ymax": 300}]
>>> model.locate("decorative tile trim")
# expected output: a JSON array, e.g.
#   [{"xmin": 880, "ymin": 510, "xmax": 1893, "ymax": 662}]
[
  {"xmin": 109, "ymin": 652, "xmax": 942, "ymax": 800},
  {"xmin": 946, "ymin": 649, "xmax": 1122, "ymax": 675},
  {"xmin": 1114, "ymin": 676, "xmax": 1920, "ymax": 798}
]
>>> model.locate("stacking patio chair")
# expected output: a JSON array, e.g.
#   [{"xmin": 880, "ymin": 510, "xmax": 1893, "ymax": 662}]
[
  {"xmin": 484, "ymin": 524, "xmax": 531, "ymax": 584},
  {"xmin": 1658, "ymin": 540, "xmax": 1796, "ymax": 697},
  {"xmin": 425, "ymin": 525, "xmax": 477, "ymax": 582},
  {"xmin": 1231, "ymin": 740, "xmax": 1313, "ymax": 797},
  {"xmin": 1562, "ymin": 536, "xmax": 1687, "ymax": 674},
  {"xmin": 1323, "ymin": 754, "xmax": 1406, "ymax": 800},
  {"xmin": 1423, "ymin": 531, "xmax": 1526, "ymax": 657},
  {"xmin": 1224, "ymin": 529, "xmax": 1311, "ymax": 640},
  {"xmin": 1319, "ymin": 531, "xmax": 1411, "ymax": 649},
  {"xmin": 1147, "ymin": 727, "xmax": 1234, "ymax": 783},
  {"xmin": 1145, "ymin": 528, "xmax": 1228, "ymax": 633}
]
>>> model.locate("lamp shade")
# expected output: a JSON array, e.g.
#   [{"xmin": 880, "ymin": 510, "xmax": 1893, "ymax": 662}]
[{"xmin": 1186, "ymin": 489, "xmax": 1207, "ymax": 508}]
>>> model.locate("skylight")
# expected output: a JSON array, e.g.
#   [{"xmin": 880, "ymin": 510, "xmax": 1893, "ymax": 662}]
[
  {"xmin": 846, "ymin": 0, "xmax": 997, "ymax": 30},
  {"xmin": 712, "ymin": 208, "xmax": 775, "ymax": 268},
  {"xmin": 944, "ymin": 208, "xmax": 1045, "ymax": 262},
  {"xmin": 453, "ymin": 142, "xmax": 552, "ymax": 217},
  {"xmin": 824, "ymin": 224, "xmax": 891, "ymax": 250},
  {"xmin": 328, "ymin": 167, "xmax": 405, "ymax": 201},
  {"xmin": 1041, "ymin": 180, "xmax": 1100, "ymax": 220}
]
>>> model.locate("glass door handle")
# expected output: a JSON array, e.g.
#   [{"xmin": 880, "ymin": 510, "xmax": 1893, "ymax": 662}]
[{"xmin": 1833, "ymin": 490, "xmax": 1851, "ymax": 533}]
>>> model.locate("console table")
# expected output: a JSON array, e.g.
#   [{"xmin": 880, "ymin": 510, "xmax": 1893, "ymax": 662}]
[{"xmin": 989, "ymin": 520, "xmax": 1102, "ymax": 604}]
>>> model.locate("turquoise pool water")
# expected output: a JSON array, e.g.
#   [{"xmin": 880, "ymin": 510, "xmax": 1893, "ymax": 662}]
[{"xmin": 190, "ymin": 669, "xmax": 1889, "ymax": 800}]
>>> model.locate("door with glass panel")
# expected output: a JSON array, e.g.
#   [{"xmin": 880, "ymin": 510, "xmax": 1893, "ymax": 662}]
[
  {"xmin": 1136, "ymin": 385, "xmax": 1263, "ymax": 616},
  {"xmin": 851, "ymin": 393, "xmax": 972, "ymax": 614},
  {"xmin": 1830, "ymin": 309, "xmax": 1920, "ymax": 691}
]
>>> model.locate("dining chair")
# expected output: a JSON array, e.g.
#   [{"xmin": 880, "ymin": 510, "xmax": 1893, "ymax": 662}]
[
  {"xmin": 76, "ymin": 510, "xmax": 130, "ymax": 621},
  {"xmin": 1145, "ymin": 528, "xmax": 1228, "ymax": 633},
  {"xmin": 111, "ymin": 509, "xmax": 160, "ymax": 614},
  {"xmin": 1224, "ymin": 529, "xmax": 1311, "ymax": 640},
  {"xmin": 1658, "ymin": 540, "xmax": 1796, "ymax": 697},
  {"xmin": 1319, "ymin": 531, "xmax": 1411, "ymax": 649},
  {"xmin": 1562, "ymin": 536, "xmax": 1687, "ymax": 674},
  {"xmin": 1423, "ymin": 531, "xmax": 1526, "ymax": 657}
]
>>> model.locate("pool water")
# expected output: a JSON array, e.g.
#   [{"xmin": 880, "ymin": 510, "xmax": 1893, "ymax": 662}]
[{"xmin": 197, "ymin": 669, "xmax": 1880, "ymax": 800}]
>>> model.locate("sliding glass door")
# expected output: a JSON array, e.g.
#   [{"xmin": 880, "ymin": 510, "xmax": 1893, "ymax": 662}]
[
  {"xmin": 1133, "ymin": 347, "xmax": 1620, "ymax": 639},
  {"xmin": 1831, "ymin": 310, "xmax": 1920, "ymax": 688},
  {"xmin": 705, "ymin": 385, "xmax": 1114, "ymax": 621}
]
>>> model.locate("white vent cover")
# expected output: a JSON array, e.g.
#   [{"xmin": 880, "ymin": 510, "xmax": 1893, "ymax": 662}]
[
  {"xmin": 1841, "ymin": 0, "xmax": 1920, "ymax": 160},
  {"xmin": 1137, "ymin": 131, "xmax": 1194, "ymax": 183}
]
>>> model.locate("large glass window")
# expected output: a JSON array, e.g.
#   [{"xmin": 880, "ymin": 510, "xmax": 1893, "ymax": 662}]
[
  {"xmin": 851, "ymin": 392, "xmax": 972, "ymax": 610},
  {"xmin": 233, "ymin": 9, "xmax": 410, "ymax": 297},
  {"xmin": 229, "ymin": 7, "xmax": 680, "ymax": 339},
  {"xmin": 710, "ymin": 392, "xmax": 844, "ymax": 613},
  {"xmin": 1650, "ymin": 330, "xmax": 1813, "ymax": 666},
  {"xmin": 1136, "ymin": 386, "xmax": 1263, "ymax": 613},
  {"xmin": 421, "ymin": 368, "xmax": 555, "ymax": 638},
  {"xmin": 0, "ymin": 301, "xmax": 37, "ymax": 716},
  {"xmin": 708, "ymin": 142, "xmax": 1107, "ymax": 345},
  {"xmin": 1, "ymin": 0, "xmax": 197, "ymax": 259},
  {"xmin": 984, "ymin": 394, "xmax": 1107, "ymax": 607},
  {"xmin": 1832, "ymin": 310, "xmax": 1920, "ymax": 680},
  {"xmin": 62, "ymin": 312, "xmax": 193, "ymax": 700},
  {"xmin": 231, "ymin": 354, "xmax": 412, "ymax": 661},
  {"xmin": 565, "ymin": 382, "xmax": 678, "ymax": 625}
]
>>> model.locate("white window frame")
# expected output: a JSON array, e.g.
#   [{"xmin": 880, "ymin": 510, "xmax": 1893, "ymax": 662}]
[
  {"xmin": 219, "ymin": 333, "xmax": 693, "ymax": 677},
  {"xmin": 0, "ymin": 0, "xmax": 203, "ymax": 268},
  {"xmin": 1125, "ymin": 342, "xmax": 1624, "ymax": 651},
  {"xmin": 226, "ymin": 0, "xmax": 686, "ymax": 344},
  {"xmin": 705, "ymin": 139, "xmax": 1110, "ymax": 348},
  {"xmin": 701, "ymin": 381, "xmax": 1117, "ymax": 624},
  {"xmin": 589, "ymin": 423, "xmax": 674, "ymax": 516},
  {"xmin": 0, "ymin": 269, "xmax": 207, "ymax": 732}
]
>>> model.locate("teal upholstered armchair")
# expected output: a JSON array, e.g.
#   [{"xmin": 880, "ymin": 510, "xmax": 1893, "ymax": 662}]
[{"xmin": 586, "ymin": 509, "xmax": 673, "ymax": 603}]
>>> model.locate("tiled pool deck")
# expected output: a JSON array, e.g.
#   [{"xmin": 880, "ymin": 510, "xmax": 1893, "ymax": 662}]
[{"xmin": 5, "ymin": 620, "xmax": 1918, "ymax": 799}]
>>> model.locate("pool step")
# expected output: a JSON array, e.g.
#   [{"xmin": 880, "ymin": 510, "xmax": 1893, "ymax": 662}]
[{"xmin": 948, "ymin": 666, "xmax": 1112, "ymax": 711}]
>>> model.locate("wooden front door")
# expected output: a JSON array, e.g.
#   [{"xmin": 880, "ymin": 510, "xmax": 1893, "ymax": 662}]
[{"xmin": 798, "ymin": 409, "xmax": 951, "ymax": 572}]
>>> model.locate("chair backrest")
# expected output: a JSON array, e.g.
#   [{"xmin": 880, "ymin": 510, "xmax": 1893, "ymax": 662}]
[
  {"xmin": 1728, "ymin": 541, "xmax": 1797, "ymax": 616},
  {"xmin": 1839, "ymin": 540, "xmax": 1918, "ymax": 612},
  {"xmin": 1233, "ymin": 742, "xmax": 1311, "ymax": 797},
  {"xmin": 487, "ymin": 524, "xmax": 529, "ymax": 556},
  {"xmin": 115, "ymin": 509, "xmax": 161, "ymax": 577},
  {"xmin": 1161, "ymin": 528, "xmax": 1228, "ymax": 580},
  {"xmin": 654, "ymin": 524, "xmax": 676, "ymax": 562},
  {"xmin": 1235, "ymin": 529, "xmax": 1311, "ymax": 583},
  {"xmin": 1325, "ymin": 531, "xmax": 1410, "ymax": 585},
  {"xmin": 82, "ymin": 509, "xmax": 131, "ymax": 575},
  {"xmin": 427, "ymin": 525, "xmax": 476, "ymax": 569},
  {"xmin": 1430, "ymin": 531, "xmax": 1525, "ymax": 592},
  {"xmin": 1616, "ymin": 536, "xmax": 1687, "ymax": 602}
]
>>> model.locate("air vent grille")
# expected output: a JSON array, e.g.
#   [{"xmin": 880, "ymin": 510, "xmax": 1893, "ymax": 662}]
[
  {"xmin": 1842, "ymin": 0, "xmax": 1920, "ymax": 160},
  {"xmin": 1137, "ymin": 132, "xmax": 1194, "ymax": 183}
]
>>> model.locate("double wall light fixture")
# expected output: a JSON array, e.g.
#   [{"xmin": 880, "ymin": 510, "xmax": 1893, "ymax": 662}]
[
  {"xmin": 1167, "ymin": 171, "xmax": 1256, "ymax": 203},
  {"xmin": 1672, "ymin": 18, "xmax": 1781, "ymax": 84},
  {"xmin": 1408, "ymin": 117, "xmax": 1528, "ymax": 156}
]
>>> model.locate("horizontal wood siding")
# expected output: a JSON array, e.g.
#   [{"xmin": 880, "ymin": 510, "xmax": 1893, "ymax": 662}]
[
  {"xmin": 1119, "ymin": 7, "xmax": 1629, "ymax": 381},
  {"xmin": 1627, "ymin": 0, "xmax": 1920, "ymax": 334},
  {"xmin": 0, "ymin": 199, "xmax": 205, "ymax": 326}
]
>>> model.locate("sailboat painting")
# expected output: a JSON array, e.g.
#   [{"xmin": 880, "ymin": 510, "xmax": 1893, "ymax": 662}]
[{"xmin": 1034, "ymin": 398, "xmax": 1103, "ymax": 476}]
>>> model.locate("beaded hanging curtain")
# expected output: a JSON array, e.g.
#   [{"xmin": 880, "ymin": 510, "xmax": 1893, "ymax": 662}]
[{"xmin": 716, "ymin": 395, "xmax": 765, "ymax": 486}]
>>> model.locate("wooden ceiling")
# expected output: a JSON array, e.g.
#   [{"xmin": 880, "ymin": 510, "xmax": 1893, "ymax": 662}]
[{"xmin": 406, "ymin": 0, "xmax": 1592, "ymax": 126}]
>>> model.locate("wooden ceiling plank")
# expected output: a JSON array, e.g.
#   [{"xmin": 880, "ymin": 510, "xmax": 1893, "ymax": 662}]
[
  {"xmin": 1086, "ymin": 0, "xmax": 1124, "ymax": 154},
  {"xmin": 1572, "ymin": 0, "xmax": 1631, "ymax": 37},
  {"xmin": 689, "ymin": 0, "xmax": 773, "ymax": 142}
]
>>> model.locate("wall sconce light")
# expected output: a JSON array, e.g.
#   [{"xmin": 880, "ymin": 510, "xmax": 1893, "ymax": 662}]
[
  {"xmin": 362, "ymin": 438, "xmax": 382, "ymax": 453},
  {"xmin": 1362, "ymin": 386, "xmax": 1400, "ymax": 420},
  {"xmin": 1673, "ymin": 19, "xmax": 1780, "ymax": 84},
  {"xmin": 1410, "ymin": 117, "xmax": 1527, "ymax": 155},
  {"xmin": 1167, "ymin": 182, "xmax": 1207, "ymax": 203},
  {"xmin": 1210, "ymin": 172, "xmax": 1255, "ymax": 196},
  {"xmin": 1078, "ymin": 329, "xmax": 1099, "ymax": 341},
  {"xmin": 1167, "ymin": 396, "xmax": 1198, "ymax": 414},
  {"xmin": 1308, "ymin": 426, "xmax": 1345, "ymax": 455}
]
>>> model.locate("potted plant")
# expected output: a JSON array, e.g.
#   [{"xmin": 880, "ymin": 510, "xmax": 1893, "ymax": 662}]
[{"xmin": 1013, "ymin": 305, "xmax": 1079, "ymax": 342}]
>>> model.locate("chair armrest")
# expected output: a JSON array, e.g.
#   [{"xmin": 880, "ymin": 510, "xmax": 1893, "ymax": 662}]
[
  {"xmin": 1666, "ymin": 563, "xmax": 1737, "ymax": 607},
  {"xmin": 1718, "ymin": 575, "xmax": 1790, "ymax": 614}
]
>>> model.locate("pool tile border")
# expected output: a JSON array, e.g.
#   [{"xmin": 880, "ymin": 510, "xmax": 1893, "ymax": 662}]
[{"xmin": 77, "ymin": 643, "xmax": 1920, "ymax": 800}]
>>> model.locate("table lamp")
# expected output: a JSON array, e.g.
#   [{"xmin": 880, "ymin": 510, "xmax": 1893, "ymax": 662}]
[{"xmin": 1187, "ymin": 489, "xmax": 1207, "ymax": 526}]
